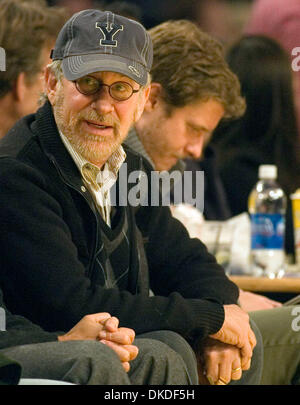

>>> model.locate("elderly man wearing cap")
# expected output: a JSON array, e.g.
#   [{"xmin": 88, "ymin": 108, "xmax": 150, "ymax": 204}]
[{"xmin": 0, "ymin": 9, "xmax": 262, "ymax": 385}]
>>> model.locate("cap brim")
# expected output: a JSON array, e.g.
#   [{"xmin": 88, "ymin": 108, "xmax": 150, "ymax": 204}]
[{"xmin": 61, "ymin": 54, "xmax": 148, "ymax": 86}]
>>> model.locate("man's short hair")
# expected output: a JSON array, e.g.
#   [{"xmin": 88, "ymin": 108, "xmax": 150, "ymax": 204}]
[
  {"xmin": 149, "ymin": 20, "xmax": 245, "ymax": 119},
  {"xmin": 0, "ymin": 0, "xmax": 68, "ymax": 98}
]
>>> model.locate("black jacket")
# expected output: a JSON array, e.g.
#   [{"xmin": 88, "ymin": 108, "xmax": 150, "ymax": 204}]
[
  {"xmin": 0, "ymin": 289, "xmax": 59, "ymax": 351},
  {"xmin": 0, "ymin": 353, "xmax": 21, "ymax": 385},
  {"xmin": 0, "ymin": 287, "xmax": 60, "ymax": 385},
  {"xmin": 0, "ymin": 101, "xmax": 238, "ymax": 344}
]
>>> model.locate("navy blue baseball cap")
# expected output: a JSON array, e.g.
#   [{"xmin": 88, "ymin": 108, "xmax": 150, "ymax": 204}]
[{"xmin": 51, "ymin": 9, "xmax": 153, "ymax": 86}]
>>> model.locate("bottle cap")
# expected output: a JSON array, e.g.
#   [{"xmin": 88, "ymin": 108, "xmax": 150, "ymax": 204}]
[
  {"xmin": 290, "ymin": 188, "xmax": 300, "ymax": 199},
  {"xmin": 258, "ymin": 164, "xmax": 277, "ymax": 179}
]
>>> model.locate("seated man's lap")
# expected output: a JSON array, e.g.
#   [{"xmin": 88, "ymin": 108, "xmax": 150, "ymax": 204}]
[{"xmin": 137, "ymin": 324, "xmax": 263, "ymax": 386}]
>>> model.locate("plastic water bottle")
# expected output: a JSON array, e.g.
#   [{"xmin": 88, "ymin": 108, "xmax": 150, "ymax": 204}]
[{"xmin": 248, "ymin": 165, "xmax": 287, "ymax": 278}]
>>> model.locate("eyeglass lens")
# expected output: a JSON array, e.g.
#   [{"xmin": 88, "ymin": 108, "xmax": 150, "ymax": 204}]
[{"xmin": 75, "ymin": 76, "xmax": 137, "ymax": 101}]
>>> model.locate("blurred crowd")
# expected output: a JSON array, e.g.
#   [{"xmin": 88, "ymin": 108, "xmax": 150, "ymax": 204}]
[{"xmin": 47, "ymin": 0, "xmax": 253, "ymax": 43}]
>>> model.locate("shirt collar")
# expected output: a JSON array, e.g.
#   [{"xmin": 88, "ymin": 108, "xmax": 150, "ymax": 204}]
[{"xmin": 59, "ymin": 130, "xmax": 126, "ymax": 188}]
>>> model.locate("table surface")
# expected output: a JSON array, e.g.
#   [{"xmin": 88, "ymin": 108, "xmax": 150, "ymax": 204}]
[{"xmin": 229, "ymin": 275, "xmax": 300, "ymax": 293}]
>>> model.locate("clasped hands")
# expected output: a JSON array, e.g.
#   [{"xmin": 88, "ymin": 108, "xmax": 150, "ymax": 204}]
[
  {"xmin": 198, "ymin": 304, "xmax": 257, "ymax": 385},
  {"xmin": 58, "ymin": 313, "xmax": 138, "ymax": 372},
  {"xmin": 57, "ymin": 303, "xmax": 257, "ymax": 382},
  {"xmin": 199, "ymin": 289, "xmax": 280, "ymax": 385}
]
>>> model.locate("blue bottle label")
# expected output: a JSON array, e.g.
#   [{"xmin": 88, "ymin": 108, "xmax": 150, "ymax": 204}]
[{"xmin": 250, "ymin": 213, "xmax": 285, "ymax": 249}]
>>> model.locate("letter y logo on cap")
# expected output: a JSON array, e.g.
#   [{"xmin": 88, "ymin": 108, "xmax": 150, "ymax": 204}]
[{"xmin": 95, "ymin": 22, "xmax": 123, "ymax": 47}]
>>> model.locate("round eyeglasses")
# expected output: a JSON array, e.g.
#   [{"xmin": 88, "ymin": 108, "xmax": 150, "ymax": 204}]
[{"xmin": 74, "ymin": 75, "xmax": 139, "ymax": 101}]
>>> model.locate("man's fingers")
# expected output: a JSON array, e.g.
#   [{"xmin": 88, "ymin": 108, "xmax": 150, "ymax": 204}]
[
  {"xmin": 98, "ymin": 328, "xmax": 135, "ymax": 345},
  {"xmin": 100, "ymin": 340, "xmax": 131, "ymax": 362},
  {"xmin": 249, "ymin": 328, "xmax": 257, "ymax": 349},
  {"xmin": 204, "ymin": 343, "xmax": 243, "ymax": 385},
  {"xmin": 231, "ymin": 368, "xmax": 242, "ymax": 380},
  {"xmin": 206, "ymin": 370, "xmax": 218, "ymax": 385},
  {"xmin": 102, "ymin": 316, "xmax": 119, "ymax": 332},
  {"xmin": 231, "ymin": 357, "xmax": 242, "ymax": 381},
  {"xmin": 217, "ymin": 360, "xmax": 232, "ymax": 385},
  {"xmin": 100, "ymin": 339, "xmax": 138, "ymax": 373},
  {"xmin": 98, "ymin": 330, "xmax": 131, "ymax": 345},
  {"xmin": 118, "ymin": 327, "xmax": 135, "ymax": 343},
  {"xmin": 87, "ymin": 312, "xmax": 111, "ymax": 324},
  {"xmin": 123, "ymin": 344, "xmax": 139, "ymax": 361},
  {"xmin": 204, "ymin": 352, "xmax": 221, "ymax": 384},
  {"xmin": 241, "ymin": 357, "xmax": 251, "ymax": 371},
  {"xmin": 122, "ymin": 362, "xmax": 130, "ymax": 373},
  {"xmin": 238, "ymin": 338, "xmax": 252, "ymax": 368}
]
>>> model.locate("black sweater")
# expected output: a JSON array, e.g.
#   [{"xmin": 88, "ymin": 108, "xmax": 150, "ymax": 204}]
[{"xmin": 0, "ymin": 101, "xmax": 238, "ymax": 345}]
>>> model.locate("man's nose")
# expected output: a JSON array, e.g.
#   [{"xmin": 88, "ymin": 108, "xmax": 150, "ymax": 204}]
[
  {"xmin": 185, "ymin": 137, "xmax": 204, "ymax": 159},
  {"xmin": 90, "ymin": 87, "xmax": 114, "ymax": 114}
]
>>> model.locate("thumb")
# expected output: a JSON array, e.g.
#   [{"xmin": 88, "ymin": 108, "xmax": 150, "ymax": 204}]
[
  {"xmin": 103, "ymin": 316, "xmax": 119, "ymax": 332},
  {"xmin": 89, "ymin": 312, "xmax": 111, "ymax": 324}
]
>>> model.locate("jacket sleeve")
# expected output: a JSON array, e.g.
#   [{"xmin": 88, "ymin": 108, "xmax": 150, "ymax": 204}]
[
  {"xmin": 0, "ymin": 352, "xmax": 22, "ymax": 385},
  {"xmin": 134, "ymin": 156, "xmax": 239, "ymax": 304},
  {"xmin": 0, "ymin": 290, "xmax": 59, "ymax": 350},
  {"xmin": 135, "ymin": 200, "xmax": 239, "ymax": 305}
]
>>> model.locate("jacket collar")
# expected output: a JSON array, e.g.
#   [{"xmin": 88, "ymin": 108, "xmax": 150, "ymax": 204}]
[{"xmin": 32, "ymin": 101, "xmax": 82, "ymax": 189}]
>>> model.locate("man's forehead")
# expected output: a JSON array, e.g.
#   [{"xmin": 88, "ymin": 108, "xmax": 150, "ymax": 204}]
[{"xmin": 168, "ymin": 98, "xmax": 225, "ymax": 131}]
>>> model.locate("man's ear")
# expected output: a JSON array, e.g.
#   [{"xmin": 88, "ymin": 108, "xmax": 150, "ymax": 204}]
[
  {"xmin": 144, "ymin": 82, "xmax": 162, "ymax": 112},
  {"xmin": 44, "ymin": 66, "xmax": 58, "ymax": 105},
  {"xmin": 133, "ymin": 84, "xmax": 151, "ymax": 123},
  {"xmin": 14, "ymin": 72, "xmax": 28, "ymax": 103}
]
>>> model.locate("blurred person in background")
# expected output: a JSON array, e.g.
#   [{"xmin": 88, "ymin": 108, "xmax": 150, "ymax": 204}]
[
  {"xmin": 93, "ymin": 0, "xmax": 142, "ymax": 22},
  {"xmin": 49, "ymin": 0, "xmax": 93, "ymax": 15},
  {"xmin": 0, "ymin": 0, "xmax": 68, "ymax": 139},
  {"xmin": 210, "ymin": 35, "xmax": 300, "ymax": 260},
  {"xmin": 245, "ymin": 0, "xmax": 300, "ymax": 135},
  {"xmin": 195, "ymin": 0, "xmax": 253, "ymax": 45}
]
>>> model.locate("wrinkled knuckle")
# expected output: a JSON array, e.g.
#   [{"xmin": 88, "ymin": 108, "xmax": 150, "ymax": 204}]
[
  {"xmin": 206, "ymin": 351, "xmax": 218, "ymax": 362},
  {"xmin": 221, "ymin": 351, "xmax": 232, "ymax": 361}
]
